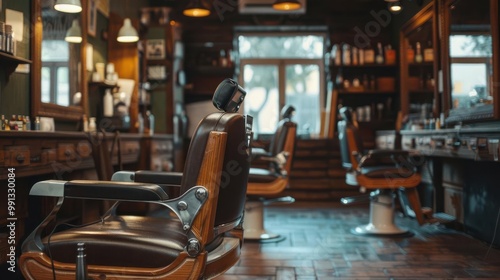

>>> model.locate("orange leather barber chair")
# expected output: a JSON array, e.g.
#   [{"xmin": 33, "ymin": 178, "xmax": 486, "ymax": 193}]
[
  {"xmin": 243, "ymin": 105, "xmax": 297, "ymax": 241},
  {"xmin": 338, "ymin": 107, "xmax": 426, "ymax": 236},
  {"xmin": 20, "ymin": 79, "xmax": 252, "ymax": 280}
]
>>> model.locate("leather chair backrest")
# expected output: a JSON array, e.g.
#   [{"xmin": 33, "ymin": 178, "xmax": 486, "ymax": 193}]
[
  {"xmin": 181, "ymin": 112, "xmax": 249, "ymax": 228},
  {"xmin": 268, "ymin": 120, "xmax": 297, "ymax": 171},
  {"xmin": 338, "ymin": 107, "xmax": 363, "ymax": 169}
]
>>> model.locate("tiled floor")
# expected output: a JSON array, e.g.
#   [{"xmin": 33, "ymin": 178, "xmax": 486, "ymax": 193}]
[{"xmin": 218, "ymin": 202, "xmax": 500, "ymax": 280}]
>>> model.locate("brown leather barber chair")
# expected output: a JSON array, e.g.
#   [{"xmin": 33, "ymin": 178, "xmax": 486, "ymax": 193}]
[
  {"xmin": 20, "ymin": 79, "xmax": 252, "ymax": 280},
  {"xmin": 338, "ymin": 106, "xmax": 426, "ymax": 236},
  {"xmin": 243, "ymin": 105, "xmax": 297, "ymax": 241}
]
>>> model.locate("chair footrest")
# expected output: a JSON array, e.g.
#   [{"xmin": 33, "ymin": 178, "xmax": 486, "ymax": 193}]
[{"xmin": 262, "ymin": 196, "xmax": 295, "ymax": 206}]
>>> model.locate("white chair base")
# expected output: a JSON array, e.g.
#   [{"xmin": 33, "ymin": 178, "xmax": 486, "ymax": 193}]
[
  {"xmin": 350, "ymin": 190, "xmax": 410, "ymax": 236},
  {"xmin": 243, "ymin": 199, "xmax": 293, "ymax": 242}
]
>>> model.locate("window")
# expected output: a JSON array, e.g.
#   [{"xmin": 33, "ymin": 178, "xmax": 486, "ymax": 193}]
[
  {"xmin": 449, "ymin": 35, "xmax": 493, "ymax": 109},
  {"xmin": 41, "ymin": 40, "xmax": 71, "ymax": 106},
  {"xmin": 238, "ymin": 33, "xmax": 326, "ymax": 137}
]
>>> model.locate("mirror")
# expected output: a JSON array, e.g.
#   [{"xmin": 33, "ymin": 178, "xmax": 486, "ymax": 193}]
[
  {"xmin": 32, "ymin": 0, "xmax": 87, "ymax": 122},
  {"xmin": 444, "ymin": 0, "xmax": 494, "ymax": 122},
  {"xmin": 399, "ymin": 2, "xmax": 438, "ymax": 121}
]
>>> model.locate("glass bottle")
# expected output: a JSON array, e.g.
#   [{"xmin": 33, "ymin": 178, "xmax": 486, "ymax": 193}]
[
  {"xmin": 375, "ymin": 42, "xmax": 384, "ymax": 64},
  {"xmin": 415, "ymin": 42, "xmax": 423, "ymax": 63},
  {"xmin": 0, "ymin": 115, "xmax": 5, "ymax": 131},
  {"xmin": 335, "ymin": 68, "xmax": 344, "ymax": 90},
  {"xmin": 342, "ymin": 43, "xmax": 351, "ymax": 66}
]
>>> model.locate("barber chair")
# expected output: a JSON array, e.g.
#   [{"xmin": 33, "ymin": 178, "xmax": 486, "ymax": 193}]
[
  {"xmin": 338, "ymin": 107, "xmax": 425, "ymax": 236},
  {"xmin": 19, "ymin": 78, "xmax": 252, "ymax": 280},
  {"xmin": 243, "ymin": 105, "xmax": 297, "ymax": 241}
]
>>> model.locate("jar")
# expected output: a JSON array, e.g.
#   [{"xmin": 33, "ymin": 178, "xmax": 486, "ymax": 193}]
[
  {"xmin": 0, "ymin": 21, "xmax": 5, "ymax": 52},
  {"xmin": 5, "ymin": 24, "xmax": 13, "ymax": 54}
]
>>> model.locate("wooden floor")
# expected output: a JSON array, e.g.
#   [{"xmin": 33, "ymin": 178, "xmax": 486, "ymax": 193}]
[{"xmin": 217, "ymin": 202, "xmax": 500, "ymax": 280}]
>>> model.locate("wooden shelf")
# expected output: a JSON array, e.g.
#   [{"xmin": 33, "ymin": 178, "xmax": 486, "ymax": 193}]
[
  {"xmin": 338, "ymin": 90, "xmax": 396, "ymax": 95},
  {"xmin": 0, "ymin": 52, "xmax": 32, "ymax": 79},
  {"xmin": 331, "ymin": 63, "xmax": 397, "ymax": 69},
  {"xmin": 185, "ymin": 65, "xmax": 235, "ymax": 75}
]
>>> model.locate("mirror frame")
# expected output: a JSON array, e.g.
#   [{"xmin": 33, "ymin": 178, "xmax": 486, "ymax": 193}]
[
  {"xmin": 399, "ymin": 1, "xmax": 440, "ymax": 118},
  {"xmin": 31, "ymin": 0, "xmax": 88, "ymax": 122},
  {"xmin": 441, "ymin": 0, "xmax": 500, "ymax": 121}
]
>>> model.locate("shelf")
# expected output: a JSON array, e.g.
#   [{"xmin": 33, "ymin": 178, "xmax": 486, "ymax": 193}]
[
  {"xmin": 338, "ymin": 90, "xmax": 396, "ymax": 95},
  {"xmin": 409, "ymin": 89, "xmax": 434, "ymax": 94},
  {"xmin": 331, "ymin": 63, "xmax": 397, "ymax": 69},
  {"xmin": 0, "ymin": 52, "xmax": 32, "ymax": 80},
  {"xmin": 408, "ymin": 61, "xmax": 434, "ymax": 67},
  {"xmin": 185, "ymin": 65, "xmax": 235, "ymax": 75}
]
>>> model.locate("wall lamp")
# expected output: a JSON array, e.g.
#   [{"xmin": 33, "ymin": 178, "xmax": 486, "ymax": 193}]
[
  {"xmin": 183, "ymin": 0, "xmax": 211, "ymax": 17},
  {"xmin": 273, "ymin": 0, "xmax": 302, "ymax": 11},
  {"xmin": 54, "ymin": 0, "xmax": 82, "ymax": 13}
]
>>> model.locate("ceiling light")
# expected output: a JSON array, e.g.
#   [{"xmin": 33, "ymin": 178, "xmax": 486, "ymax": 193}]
[
  {"xmin": 272, "ymin": 0, "xmax": 302, "ymax": 11},
  {"xmin": 65, "ymin": 19, "xmax": 82, "ymax": 43},
  {"xmin": 388, "ymin": 1, "xmax": 402, "ymax": 12},
  {"xmin": 54, "ymin": 0, "xmax": 82, "ymax": 13},
  {"xmin": 117, "ymin": 18, "xmax": 139, "ymax": 43},
  {"xmin": 183, "ymin": 0, "xmax": 211, "ymax": 17}
]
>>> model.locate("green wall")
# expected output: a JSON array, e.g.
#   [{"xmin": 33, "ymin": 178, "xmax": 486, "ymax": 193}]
[{"xmin": 0, "ymin": 0, "xmax": 31, "ymax": 118}]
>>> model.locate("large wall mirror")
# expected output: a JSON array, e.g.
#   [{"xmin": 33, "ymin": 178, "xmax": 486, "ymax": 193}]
[
  {"xmin": 32, "ymin": 0, "xmax": 87, "ymax": 122},
  {"xmin": 443, "ymin": 0, "xmax": 499, "ymax": 123}
]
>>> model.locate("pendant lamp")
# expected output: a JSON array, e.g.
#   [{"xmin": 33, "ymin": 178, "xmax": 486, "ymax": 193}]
[
  {"xmin": 117, "ymin": 18, "xmax": 139, "ymax": 43},
  {"xmin": 183, "ymin": 0, "xmax": 211, "ymax": 17},
  {"xmin": 272, "ymin": 0, "xmax": 302, "ymax": 11},
  {"xmin": 54, "ymin": 0, "xmax": 82, "ymax": 13},
  {"xmin": 65, "ymin": 19, "xmax": 82, "ymax": 43}
]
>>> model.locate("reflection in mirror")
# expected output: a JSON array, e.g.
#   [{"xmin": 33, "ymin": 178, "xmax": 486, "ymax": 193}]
[
  {"xmin": 447, "ymin": 0, "xmax": 493, "ymax": 120},
  {"xmin": 41, "ymin": 0, "xmax": 82, "ymax": 107}
]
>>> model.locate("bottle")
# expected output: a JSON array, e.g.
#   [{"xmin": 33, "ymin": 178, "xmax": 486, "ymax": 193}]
[
  {"xmin": 0, "ymin": 115, "xmax": 5, "ymax": 130},
  {"xmin": 352, "ymin": 47, "xmax": 358, "ymax": 65},
  {"xmin": 415, "ymin": 42, "xmax": 423, "ymax": 63},
  {"xmin": 5, "ymin": 24, "xmax": 13, "ymax": 54},
  {"xmin": 342, "ymin": 43, "xmax": 351, "ymax": 66},
  {"xmin": 219, "ymin": 49, "xmax": 228, "ymax": 67},
  {"xmin": 34, "ymin": 116, "xmax": 41, "ymax": 131},
  {"xmin": 88, "ymin": 117, "xmax": 97, "ymax": 132},
  {"xmin": 384, "ymin": 44, "xmax": 396, "ymax": 65},
  {"xmin": 406, "ymin": 44, "xmax": 415, "ymax": 63},
  {"xmin": 423, "ymin": 41, "xmax": 433, "ymax": 62},
  {"xmin": 375, "ymin": 42, "xmax": 384, "ymax": 64},
  {"xmin": 364, "ymin": 47, "xmax": 375, "ymax": 64},
  {"xmin": 25, "ymin": 116, "xmax": 31, "ymax": 131},
  {"xmin": 331, "ymin": 44, "xmax": 341, "ymax": 66},
  {"xmin": 103, "ymin": 89, "xmax": 113, "ymax": 117},
  {"xmin": 358, "ymin": 48, "xmax": 364, "ymax": 65},
  {"xmin": 146, "ymin": 110, "xmax": 154, "ymax": 136},
  {"xmin": 82, "ymin": 114, "xmax": 89, "ymax": 132},
  {"xmin": 0, "ymin": 21, "xmax": 5, "ymax": 52},
  {"xmin": 10, "ymin": 115, "xmax": 18, "ymax": 130},
  {"xmin": 335, "ymin": 69, "xmax": 344, "ymax": 90}
]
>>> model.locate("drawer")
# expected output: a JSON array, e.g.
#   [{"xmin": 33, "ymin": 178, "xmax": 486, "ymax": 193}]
[
  {"xmin": 122, "ymin": 141, "xmax": 140, "ymax": 155},
  {"xmin": 76, "ymin": 142, "xmax": 92, "ymax": 158},
  {"xmin": 57, "ymin": 143, "xmax": 76, "ymax": 161},
  {"xmin": 4, "ymin": 146, "xmax": 30, "ymax": 167},
  {"xmin": 0, "ymin": 150, "xmax": 4, "ymax": 166},
  {"xmin": 41, "ymin": 148, "xmax": 57, "ymax": 164},
  {"xmin": 151, "ymin": 140, "xmax": 173, "ymax": 154}
]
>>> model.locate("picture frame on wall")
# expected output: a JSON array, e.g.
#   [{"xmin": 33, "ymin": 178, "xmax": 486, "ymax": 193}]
[
  {"xmin": 88, "ymin": 0, "xmax": 97, "ymax": 37},
  {"xmin": 146, "ymin": 39, "xmax": 165, "ymax": 60}
]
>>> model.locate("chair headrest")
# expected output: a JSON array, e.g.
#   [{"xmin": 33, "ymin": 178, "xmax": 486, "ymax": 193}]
[
  {"xmin": 281, "ymin": 105, "xmax": 296, "ymax": 120},
  {"xmin": 339, "ymin": 107, "xmax": 353, "ymax": 123},
  {"xmin": 212, "ymin": 78, "xmax": 247, "ymax": 113}
]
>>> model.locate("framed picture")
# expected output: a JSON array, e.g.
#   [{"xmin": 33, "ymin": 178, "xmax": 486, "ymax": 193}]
[
  {"xmin": 146, "ymin": 39, "xmax": 165, "ymax": 60},
  {"xmin": 88, "ymin": 0, "xmax": 97, "ymax": 37}
]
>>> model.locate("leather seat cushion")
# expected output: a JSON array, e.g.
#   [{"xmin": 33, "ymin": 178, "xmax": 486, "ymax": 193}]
[
  {"xmin": 360, "ymin": 165, "xmax": 414, "ymax": 179},
  {"xmin": 44, "ymin": 215, "xmax": 187, "ymax": 268},
  {"xmin": 248, "ymin": 167, "xmax": 279, "ymax": 183}
]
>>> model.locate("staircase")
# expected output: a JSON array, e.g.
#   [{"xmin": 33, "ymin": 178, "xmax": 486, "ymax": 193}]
[{"xmin": 284, "ymin": 138, "xmax": 360, "ymax": 201}]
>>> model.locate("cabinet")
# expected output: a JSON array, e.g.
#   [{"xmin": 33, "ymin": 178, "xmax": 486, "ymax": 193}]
[
  {"xmin": 183, "ymin": 28, "xmax": 236, "ymax": 103},
  {"xmin": 332, "ymin": 64, "xmax": 399, "ymax": 147},
  {"xmin": 400, "ymin": 2, "xmax": 439, "ymax": 122}
]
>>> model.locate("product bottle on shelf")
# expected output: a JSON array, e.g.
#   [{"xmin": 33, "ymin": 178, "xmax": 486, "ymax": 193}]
[
  {"xmin": 407, "ymin": 43, "xmax": 415, "ymax": 63},
  {"xmin": 103, "ymin": 89, "xmax": 114, "ymax": 117},
  {"xmin": 335, "ymin": 69, "xmax": 344, "ymax": 90},
  {"xmin": 342, "ymin": 43, "xmax": 351, "ymax": 66},
  {"xmin": 415, "ymin": 42, "xmax": 423, "ymax": 63},
  {"xmin": 423, "ymin": 41, "xmax": 433, "ymax": 62},
  {"xmin": 375, "ymin": 42, "xmax": 384, "ymax": 64}
]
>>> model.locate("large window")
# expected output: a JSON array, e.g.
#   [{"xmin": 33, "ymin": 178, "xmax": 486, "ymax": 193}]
[
  {"xmin": 238, "ymin": 34, "xmax": 325, "ymax": 137},
  {"xmin": 41, "ymin": 40, "xmax": 70, "ymax": 106}
]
